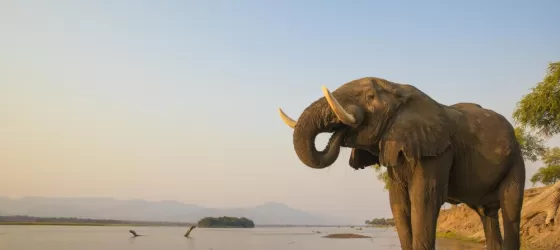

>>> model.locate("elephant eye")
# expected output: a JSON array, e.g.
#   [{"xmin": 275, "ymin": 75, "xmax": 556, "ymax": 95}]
[{"xmin": 367, "ymin": 93, "xmax": 375, "ymax": 100}]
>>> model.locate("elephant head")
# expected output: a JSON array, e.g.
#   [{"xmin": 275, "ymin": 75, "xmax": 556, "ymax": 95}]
[{"xmin": 278, "ymin": 77, "xmax": 453, "ymax": 170}]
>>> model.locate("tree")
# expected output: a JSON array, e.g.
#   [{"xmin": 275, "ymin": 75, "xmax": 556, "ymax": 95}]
[
  {"xmin": 513, "ymin": 61, "xmax": 560, "ymax": 137},
  {"xmin": 367, "ymin": 217, "xmax": 395, "ymax": 226},
  {"xmin": 530, "ymin": 147, "xmax": 560, "ymax": 186},
  {"xmin": 514, "ymin": 126, "xmax": 547, "ymax": 162},
  {"xmin": 530, "ymin": 165, "xmax": 560, "ymax": 186},
  {"xmin": 371, "ymin": 164, "xmax": 390, "ymax": 191},
  {"xmin": 542, "ymin": 147, "xmax": 560, "ymax": 166}
]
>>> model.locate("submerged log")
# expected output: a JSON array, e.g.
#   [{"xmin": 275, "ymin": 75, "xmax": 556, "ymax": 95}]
[
  {"xmin": 129, "ymin": 230, "xmax": 144, "ymax": 237},
  {"xmin": 184, "ymin": 225, "xmax": 196, "ymax": 237}
]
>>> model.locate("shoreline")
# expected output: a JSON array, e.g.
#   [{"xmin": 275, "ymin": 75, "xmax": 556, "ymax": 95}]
[
  {"xmin": 436, "ymin": 231, "xmax": 537, "ymax": 250},
  {"xmin": 0, "ymin": 222, "xmax": 353, "ymax": 228},
  {"xmin": 435, "ymin": 231, "xmax": 481, "ymax": 244}
]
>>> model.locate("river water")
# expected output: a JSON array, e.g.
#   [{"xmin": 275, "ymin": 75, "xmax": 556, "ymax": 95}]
[{"xmin": 0, "ymin": 226, "xmax": 484, "ymax": 250}]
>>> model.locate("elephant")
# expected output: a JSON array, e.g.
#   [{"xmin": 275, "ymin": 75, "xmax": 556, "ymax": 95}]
[{"xmin": 278, "ymin": 77, "xmax": 525, "ymax": 250}]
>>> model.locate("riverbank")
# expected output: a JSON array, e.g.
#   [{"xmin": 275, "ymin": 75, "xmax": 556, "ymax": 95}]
[
  {"xmin": 436, "ymin": 182, "xmax": 560, "ymax": 250},
  {"xmin": 435, "ymin": 230, "xmax": 536, "ymax": 250},
  {"xmin": 435, "ymin": 231, "xmax": 480, "ymax": 243}
]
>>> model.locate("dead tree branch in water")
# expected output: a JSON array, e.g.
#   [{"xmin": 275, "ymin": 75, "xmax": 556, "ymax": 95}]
[
  {"xmin": 129, "ymin": 230, "xmax": 145, "ymax": 237},
  {"xmin": 184, "ymin": 225, "xmax": 196, "ymax": 237}
]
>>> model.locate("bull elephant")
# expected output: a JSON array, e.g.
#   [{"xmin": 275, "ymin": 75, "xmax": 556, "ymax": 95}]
[{"xmin": 278, "ymin": 77, "xmax": 525, "ymax": 250}]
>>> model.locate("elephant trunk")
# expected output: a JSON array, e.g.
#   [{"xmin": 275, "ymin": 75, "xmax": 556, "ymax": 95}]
[{"xmin": 292, "ymin": 99, "xmax": 347, "ymax": 169}]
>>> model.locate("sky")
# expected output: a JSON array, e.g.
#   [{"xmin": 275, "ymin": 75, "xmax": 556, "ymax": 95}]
[{"xmin": 1, "ymin": 0, "xmax": 559, "ymax": 223}]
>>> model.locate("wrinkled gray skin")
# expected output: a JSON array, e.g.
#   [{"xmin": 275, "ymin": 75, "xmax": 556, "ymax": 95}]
[{"xmin": 279, "ymin": 77, "xmax": 525, "ymax": 250}]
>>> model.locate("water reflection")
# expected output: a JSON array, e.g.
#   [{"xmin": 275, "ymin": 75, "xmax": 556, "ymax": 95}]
[{"xmin": 184, "ymin": 237, "xmax": 196, "ymax": 249}]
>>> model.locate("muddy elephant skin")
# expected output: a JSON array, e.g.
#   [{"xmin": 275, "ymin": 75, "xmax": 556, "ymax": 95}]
[{"xmin": 279, "ymin": 77, "xmax": 525, "ymax": 250}]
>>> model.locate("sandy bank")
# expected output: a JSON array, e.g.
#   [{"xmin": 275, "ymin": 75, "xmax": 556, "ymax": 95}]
[
  {"xmin": 436, "ymin": 182, "xmax": 560, "ymax": 250},
  {"xmin": 323, "ymin": 233, "xmax": 372, "ymax": 239}
]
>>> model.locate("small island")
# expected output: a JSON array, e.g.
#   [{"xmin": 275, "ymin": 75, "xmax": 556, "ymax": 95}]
[
  {"xmin": 365, "ymin": 217, "xmax": 395, "ymax": 227},
  {"xmin": 324, "ymin": 233, "xmax": 372, "ymax": 239},
  {"xmin": 197, "ymin": 216, "xmax": 255, "ymax": 228}
]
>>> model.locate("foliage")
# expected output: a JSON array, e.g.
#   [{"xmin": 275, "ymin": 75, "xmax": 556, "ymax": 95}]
[
  {"xmin": 513, "ymin": 62, "xmax": 560, "ymax": 137},
  {"xmin": 542, "ymin": 147, "xmax": 560, "ymax": 166},
  {"xmin": 530, "ymin": 147, "xmax": 560, "ymax": 186},
  {"xmin": 365, "ymin": 217, "xmax": 395, "ymax": 226},
  {"xmin": 197, "ymin": 216, "xmax": 255, "ymax": 228},
  {"xmin": 530, "ymin": 165, "xmax": 560, "ymax": 186},
  {"xmin": 514, "ymin": 126, "xmax": 547, "ymax": 162},
  {"xmin": 371, "ymin": 164, "xmax": 390, "ymax": 191}
]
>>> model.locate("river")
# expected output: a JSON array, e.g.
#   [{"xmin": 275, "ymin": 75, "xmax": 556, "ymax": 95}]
[{"xmin": 0, "ymin": 225, "xmax": 485, "ymax": 250}]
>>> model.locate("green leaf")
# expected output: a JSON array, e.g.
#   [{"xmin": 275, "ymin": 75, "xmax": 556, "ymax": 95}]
[{"xmin": 513, "ymin": 62, "xmax": 560, "ymax": 137}]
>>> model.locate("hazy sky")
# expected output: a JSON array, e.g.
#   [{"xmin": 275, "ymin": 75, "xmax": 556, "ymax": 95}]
[{"xmin": 1, "ymin": 0, "xmax": 559, "ymax": 223}]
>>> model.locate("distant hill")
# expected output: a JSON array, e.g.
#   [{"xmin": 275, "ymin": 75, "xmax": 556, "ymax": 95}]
[{"xmin": 0, "ymin": 197, "xmax": 346, "ymax": 225}]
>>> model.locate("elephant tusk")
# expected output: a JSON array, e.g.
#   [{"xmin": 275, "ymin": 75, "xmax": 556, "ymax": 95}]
[
  {"xmin": 278, "ymin": 108, "xmax": 297, "ymax": 128},
  {"xmin": 321, "ymin": 86, "xmax": 356, "ymax": 125}
]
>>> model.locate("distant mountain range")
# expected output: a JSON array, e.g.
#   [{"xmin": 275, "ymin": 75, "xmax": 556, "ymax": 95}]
[{"xmin": 0, "ymin": 197, "xmax": 348, "ymax": 225}]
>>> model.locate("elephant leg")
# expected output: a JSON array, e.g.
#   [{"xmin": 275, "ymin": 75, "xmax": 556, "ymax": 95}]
[
  {"xmin": 469, "ymin": 204, "xmax": 503, "ymax": 250},
  {"xmin": 387, "ymin": 168, "xmax": 412, "ymax": 250},
  {"xmin": 481, "ymin": 213, "xmax": 503, "ymax": 250},
  {"xmin": 499, "ymin": 156, "xmax": 525, "ymax": 250},
  {"xmin": 409, "ymin": 150, "xmax": 453, "ymax": 250}
]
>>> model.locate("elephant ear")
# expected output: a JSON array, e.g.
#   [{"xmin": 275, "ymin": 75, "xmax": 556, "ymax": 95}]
[
  {"xmin": 379, "ymin": 90, "xmax": 453, "ymax": 167},
  {"xmin": 349, "ymin": 148, "xmax": 379, "ymax": 170}
]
